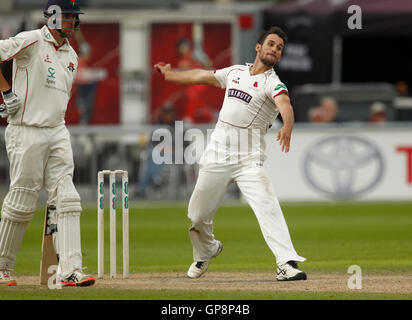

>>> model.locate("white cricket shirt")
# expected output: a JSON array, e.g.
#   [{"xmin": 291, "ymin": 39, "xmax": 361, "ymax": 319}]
[
  {"xmin": 0, "ymin": 25, "xmax": 78, "ymax": 127},
  {"xmin": 211, "ymin": 63, "xmax": 288, "ymax": 154}
]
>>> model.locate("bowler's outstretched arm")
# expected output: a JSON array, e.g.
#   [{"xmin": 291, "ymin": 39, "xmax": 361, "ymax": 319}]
[{"xmin": 154, "ymin": 62, "xmax": 221, "ymax": 87}]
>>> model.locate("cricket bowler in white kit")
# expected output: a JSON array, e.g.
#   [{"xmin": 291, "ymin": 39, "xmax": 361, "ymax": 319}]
[
  {"xmin": 0, "ymin": 0, "xmax": 95, "ymax": 287},
  {"xmin": 155, "ymin": 27, "xmax": 307, "ymax": 281}
]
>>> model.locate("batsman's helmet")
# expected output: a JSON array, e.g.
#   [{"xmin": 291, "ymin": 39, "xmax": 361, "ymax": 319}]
[{"xmin": 44, "ymin": 0, "xmax": 84, "ymax": 37}]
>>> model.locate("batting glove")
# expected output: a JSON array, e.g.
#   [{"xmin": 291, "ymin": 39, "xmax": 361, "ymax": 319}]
[
  {"xmin": 0, "ymin": 104, "xmax": 7, "ymax": 118},
  {"xmin": 1, "ymin": 90, "xmax": 22, "ymax": 117}
]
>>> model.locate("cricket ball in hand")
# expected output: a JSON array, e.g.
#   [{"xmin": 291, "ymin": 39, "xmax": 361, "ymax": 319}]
[{"xmin": 156, "ymin": 62, "xmax": 166, "ymax": 73}]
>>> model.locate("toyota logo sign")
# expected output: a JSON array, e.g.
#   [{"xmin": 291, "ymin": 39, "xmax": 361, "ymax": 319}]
[{"xmin": 303, "ymin": 136, "xmax": 384, "ymax": 199}]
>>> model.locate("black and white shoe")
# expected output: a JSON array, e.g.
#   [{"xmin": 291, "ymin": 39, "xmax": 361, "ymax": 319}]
[
  {"xmin": 60, "ymin": 269, "xmax": 96, "ymax": 287},
  {"xmin": 276, "ymin": 261, "xmax": 307, "ymax": 281},
  {"xmin": 187, "ymin": 241, "xmax": 223, "ymax": 279}
]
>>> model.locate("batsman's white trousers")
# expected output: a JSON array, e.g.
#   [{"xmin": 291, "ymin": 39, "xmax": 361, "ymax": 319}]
[
  {"xmin": 5, "ymin": 124, "xmax": 75, "ymax": 204},
  {"xmin": 0, "ymin": 124, "xmax": 82, "ymax": 273},
  {"xmin": 188, "ymin": 141, "xmax": 306, "ymax": 266}
]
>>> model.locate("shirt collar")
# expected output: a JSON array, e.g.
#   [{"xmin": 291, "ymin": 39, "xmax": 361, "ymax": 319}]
[
  {"xmin": 246, "ymin": 62, "xmax": 275, "ymax": 75},
  {"xmin": 42, "ymin": 25, "xmax": 70, "ymax": 51}
]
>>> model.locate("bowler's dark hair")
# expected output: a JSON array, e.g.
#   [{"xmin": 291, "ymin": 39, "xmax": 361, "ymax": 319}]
[{"xmin": 257, "ymin": 26, "xmax": 288, "ymax": 45}]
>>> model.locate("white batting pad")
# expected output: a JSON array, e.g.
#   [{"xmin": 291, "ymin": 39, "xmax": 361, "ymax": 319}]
[
  {"xmin": 0, "ymin": 217, "xmax": 28, "ymax": 271},
  {"xmin": 2, "ymin": 187, "xmax": 38, "ymax": 222},
  {"xmin": 57, "ymin": 212, "xmax": 82, "ymax": 278},
  {"xmin": 56, "ymin": 176, "xmax": 82, "ymax": 214}
]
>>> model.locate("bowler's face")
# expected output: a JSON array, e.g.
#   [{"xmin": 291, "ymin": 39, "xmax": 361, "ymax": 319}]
[{"xmin": 257, "ymin": 34, "xmax": 284, "ymax": 67}]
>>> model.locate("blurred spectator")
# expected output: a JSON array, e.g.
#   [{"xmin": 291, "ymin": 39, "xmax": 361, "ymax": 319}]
[
  {"xmin": 177, "ymin": 37, "xmax": 213, "ymax": 69},
  {"xmin": 396, "ymin": 81, "xmax": 409, "ymax": 97},
  {"xmin": 137, "ymin": 104, "xmax": 177, "ymax": 198},
  {"xmin": 307, "ymin": 106, "xmax": 323, "ymax": 122},
  {"xmin": 368, "ymin": 101, "xmax": 387, "ymax": 123},
  {"xmin": 308, "ymin": 96, "xmax": 339, "ymax": 123},
  {"xmin": 176, "ymin": 38, "xmax": 214, "ymax": 123},
  {"xmin": 75, "ymin": 29, "xmax": 107, "ymax": 124}
]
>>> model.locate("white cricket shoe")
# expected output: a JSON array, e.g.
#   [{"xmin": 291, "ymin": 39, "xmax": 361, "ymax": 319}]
[
  {"xmin": 187, "ymin": 240, "xmax": 223, "ymax": 279},
  {"xmin": 187, "ymin": 261, "xmax": 210, "ymax": 279},
  {"xmin": 276, "ymin": 261, "xmax": 307, "ymax": 281},
  {"xmin": 0, "ymin": 269, "xmax": 17, "ymax": 286},
  {"xmin": 60, "ymin": 269, "xmax": 96, "ymax": 287}
]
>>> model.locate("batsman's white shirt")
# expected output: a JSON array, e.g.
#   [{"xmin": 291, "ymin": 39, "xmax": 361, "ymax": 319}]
[
  {"xmin": 188, "ymin": 64, "xmax": 305, "ymax": 266},
  {"xmin": 0, "ymin": 25, "xmax": 78, "ymax": 127},
  {"xmin": 0, "ymin": 27, "xmax": 83, "ymax": 275},
  {"xmin": 0, "ymin": 25, "xmax": 78, "ymax": 204}
]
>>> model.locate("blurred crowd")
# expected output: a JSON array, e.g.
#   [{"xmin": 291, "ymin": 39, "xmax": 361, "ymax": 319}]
[{"xmin": 307, "ymin": 96, "xmax": 388, "ymax": 124}]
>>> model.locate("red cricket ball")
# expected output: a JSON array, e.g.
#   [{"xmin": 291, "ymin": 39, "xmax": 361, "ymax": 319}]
[{"xmin": 156, "ymin": 61, "xmax": 166, "ymax": 73}]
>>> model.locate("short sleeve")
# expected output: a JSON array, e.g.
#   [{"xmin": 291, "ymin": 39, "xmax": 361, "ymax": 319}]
[
  {"xmin": 266, "ymin": 77, "xmax": 289, "ymax": 105},
  {"xmin": 213, "ymin": 65, "xmax": 237, "ymax": 89},
  {"xmin": 273, "ymin": 83, "xmax": 288, "ymax": 98},
  {"xmin": 0, "ymin": 30, "xmax": 38, "ymax": 64}
]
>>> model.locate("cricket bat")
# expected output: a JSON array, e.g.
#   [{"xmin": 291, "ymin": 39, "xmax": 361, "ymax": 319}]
[{"xmin": 39, "ymin": 205, "xmax": 59, "ymax": 285}]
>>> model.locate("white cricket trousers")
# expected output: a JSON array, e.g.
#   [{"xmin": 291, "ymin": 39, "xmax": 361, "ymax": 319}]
[
  {"xmin": 0, "ymin": 124, "xmax": 82, "ymax": 274},
  {"xmin": 188, "ymin": 143, "xmax": 306, "ymax": 266},
  {"xmin": 5, "ymin": 124, "xmax": 74, "ymax": 202}
]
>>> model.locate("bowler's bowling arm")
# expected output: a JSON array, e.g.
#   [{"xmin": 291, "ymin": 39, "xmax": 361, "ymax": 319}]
[{"xmin": 164, "ymin": 68, "xmax": 221, "ymax": 87}]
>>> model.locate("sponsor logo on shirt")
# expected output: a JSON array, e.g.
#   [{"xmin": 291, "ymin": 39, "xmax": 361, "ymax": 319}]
[
  {"xmin": 44, "ymin": 67, "xmax": 69, "ymax": 94},
  {"xmin": 46, "ymin": 67, "xmax": 56, "ymax": 86},
  {"xmin": 227, "ymin": 88, "xmax": 252, "ymax": 104},
  {"xmin": 48, "ymin": 67, "xmax": 56, "ymax": 79}
]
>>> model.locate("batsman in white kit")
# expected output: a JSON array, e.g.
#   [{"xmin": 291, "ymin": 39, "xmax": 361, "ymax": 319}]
[
  {"xmin": 0, "ymin": 0, "xmax": 95, "ymax": 287},
  {"xmin": 155, "ymin": 27, "xmax": 306, "ymax": 281}
]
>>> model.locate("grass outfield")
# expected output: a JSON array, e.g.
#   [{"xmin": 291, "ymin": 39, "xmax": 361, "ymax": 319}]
[{"xmin": 1, "ymin": 201, "xmax": 412, "ymax": 300}]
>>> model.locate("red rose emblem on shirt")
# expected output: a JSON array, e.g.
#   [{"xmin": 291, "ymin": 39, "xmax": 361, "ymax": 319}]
[{"xmin": 68, "ymin": 62, "xmax": 75, "ymax": 72}]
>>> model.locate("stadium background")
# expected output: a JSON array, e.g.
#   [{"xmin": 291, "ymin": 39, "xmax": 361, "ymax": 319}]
[
  {"xmin": 0, "ymin": 0, "xmax": 411, "ymax": 301},
  {"xmin": 0, "ymin": 0, "xmax": 412, "ymax": 203}
]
